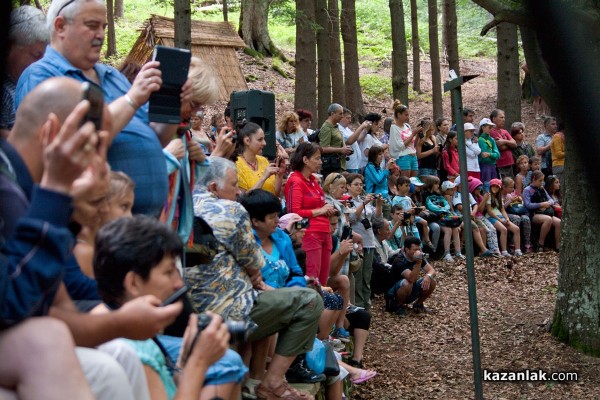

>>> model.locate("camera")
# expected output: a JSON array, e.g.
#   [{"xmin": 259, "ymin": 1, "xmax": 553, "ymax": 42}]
[
  {"xmin": 341, "ymin": 225, "xmax": 353, "ymax": 240},
  {"xmin": 414, "ymin": 253, "xmax": 429, "ymax": 261},
  {"xmin": 197, "ymin": 313, "xmax": 249, "ymax": 345},
  {"xmin": 402, "ymin": 212, "xmax": 412, "ymax": 226},
  {"xmin": 294, "ymin": 218, "xmax": 310, "ymax": 230}
]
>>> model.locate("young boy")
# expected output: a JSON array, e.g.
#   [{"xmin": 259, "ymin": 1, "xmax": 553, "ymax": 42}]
[{"xmin": 391, "ymin": 176, "xmax": 434, "ymax": 251}]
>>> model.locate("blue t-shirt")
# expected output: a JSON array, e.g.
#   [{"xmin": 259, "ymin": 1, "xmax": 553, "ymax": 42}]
[
  {"xmin": 16, "ymin": 47, "xmax": 168, "ymax": 216},
  {"xmin": 261, "ymin": 244, "xmax": 290, "ymax": 289}
]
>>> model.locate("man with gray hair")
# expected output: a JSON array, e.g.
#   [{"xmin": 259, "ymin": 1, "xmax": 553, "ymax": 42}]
[
  {"xmin": 319, "ymin": 103, "xmax": 353, "ymax": 177},
  {"xmin": 1, "ymin": 6, "xmax": 49, "ymax": 136},
  {"xmin": 15, "ymin": 0, "xmax": 189, "ymax": 216},
  {"xmin": 187, "ymin": 157, "xmax": 323, "ymax": 399}
]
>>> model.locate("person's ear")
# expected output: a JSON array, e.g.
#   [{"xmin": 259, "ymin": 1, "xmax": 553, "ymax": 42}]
[
  {"xmin": 54, "ymin": 16, "xmax": 68, "ymax": 35},
  {"xmin": 207, "ymin": 181, "xmax": 219, "ymax": 196},
  {"xmin": 40, "ymin": 113, "xmax": 61, "ymax": 149},
  {"xmin": 123, "ymin": 271, "xmax": 143, "ymax": 298},
  {"xmin": 303, "ymin": 156, "xmax": 309, "ymax": 165}
]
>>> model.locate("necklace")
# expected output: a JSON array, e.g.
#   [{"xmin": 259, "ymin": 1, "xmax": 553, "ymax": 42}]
[{"xmin": 242, "ymin": 154, "xmax": 258, "ymax": 170}]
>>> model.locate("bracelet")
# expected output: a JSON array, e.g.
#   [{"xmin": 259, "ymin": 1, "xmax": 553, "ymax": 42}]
[
  {"xmin": 427, "ymin": 273, "xmax": 435, "ymax": 280},
  {"xmin": 124, "ymin": 94, "xmax": 139, "ymax": 110}
]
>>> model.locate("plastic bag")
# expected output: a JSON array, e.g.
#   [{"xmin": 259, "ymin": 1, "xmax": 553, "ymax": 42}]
[{"xmin": 305, "ymin": 337, "xmax": 325, "ymax": 374}]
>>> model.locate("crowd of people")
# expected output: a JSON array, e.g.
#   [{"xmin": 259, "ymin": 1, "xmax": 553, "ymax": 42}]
[{"xmin": 0, "ymin": 2, "xmax": 565, "ymax": 400}]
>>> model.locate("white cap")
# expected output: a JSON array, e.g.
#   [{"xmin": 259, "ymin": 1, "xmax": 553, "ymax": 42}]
[
  {"xmin": 464, "ymin": 122, "xmax": 476, "ymax": 131},
  {"xmin": 441, "ymin": 181, "xmax": 456, "ymax": 192},
  {"xmin": 479, "ymin": 118, "xmax": 496, "ymax": 130},
  {"xmin": 410, "ymin": 177, "xmax": 424, "ymax": 186}
]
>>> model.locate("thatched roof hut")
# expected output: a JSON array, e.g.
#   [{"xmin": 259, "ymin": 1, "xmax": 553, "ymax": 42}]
[{"xmin": 125, "ymin": 15, "xmax": 248, "ymax": 101}]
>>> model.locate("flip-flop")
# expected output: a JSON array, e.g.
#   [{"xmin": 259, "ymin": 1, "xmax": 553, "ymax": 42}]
[{"xmin": 350, "ymin": 369, "xmax": 377, "ymax": 384}]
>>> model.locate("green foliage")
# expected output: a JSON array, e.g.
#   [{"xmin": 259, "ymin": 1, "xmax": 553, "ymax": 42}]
[{"xmin": 360, "ymin": 74, "xmax": 393, "ymax": 98}]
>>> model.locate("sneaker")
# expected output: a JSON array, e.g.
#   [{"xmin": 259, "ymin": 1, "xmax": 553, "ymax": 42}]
[
  {"xmin": 525, "ymin": 245, "xmax": 533, "ymax": 253},
  {"xmin": 455, "ymin": 252, "xmax": 466, "ymax": 260},
  {"xmin": 394, "ymin": 306, "xmax": 407, "ymax": 317},
  {"xmin": 412, "ymin": 302, "xmax": 432, "ymax": 314},
  {"xmin": 255, "ymin": 381, "xmax": 314, "ymax": 400},
  {"xmin": 346, "ymin": 304, "xmax": 365, "ymax": 314},
  {"xmin": 332, "ymin": 327, "xmax": 350, "ymax": 342},
  {"xmin": 514, "ymin": 249, "xmax": 523, "ymax": 256},
  {"xmin": 385, "ymin": 294, "xmax": 397, "ymax": 313},
  {"xmin": 285, "ymin": 360, "xmax": 326, "ymax": 384},
  {"xmin": 479, "ymin": 250, "xmax": 492, "ymax": 257},
  {"xmin": 327, "ymin": 337, "xmax": 345, "ymax": 351},
  {"xmin": 501, "ymin": 251, "xmax": 511, "ymax": 257}
]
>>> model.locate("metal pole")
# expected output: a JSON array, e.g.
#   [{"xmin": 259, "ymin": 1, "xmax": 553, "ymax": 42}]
[{"xmin": 445, "ymin": 75, "xmax": 484, "ymax": 400}]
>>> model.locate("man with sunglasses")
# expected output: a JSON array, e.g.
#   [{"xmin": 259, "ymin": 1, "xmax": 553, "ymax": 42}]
[{"xmin": 15, "ymin": 0, "xmax": 191, "ymax": 217}]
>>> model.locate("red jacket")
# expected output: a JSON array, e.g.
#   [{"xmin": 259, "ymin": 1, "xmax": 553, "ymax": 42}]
[
  {"xmin": 284, "ymin": 171, "xmax": 330, "ymax": 233},
  {"xmin": 442, "ymin": 146, "xmax": 460, "ymax": 177}
]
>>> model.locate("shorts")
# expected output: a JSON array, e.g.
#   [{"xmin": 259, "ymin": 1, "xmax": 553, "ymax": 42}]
[
  {"xmin": 397, "ymin": 154, "xmax": 418, "ymax": 171},
  {"xmin": 386, "ymin": 278, "xmax": 423, "ymax": 305},
  {"xmin": 418, "ymin": 167, "xmax": 438, "ymax": 177},
  {"xmin": 487, "ymin": 215, "xmax": 506, "ymax": 225}
]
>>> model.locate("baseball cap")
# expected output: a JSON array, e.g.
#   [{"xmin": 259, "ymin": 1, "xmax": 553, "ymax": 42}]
[
  {"xmin": 479, "ymin": 118, "xmax": 496, "ymax": 129},
  {"xmin": 490, "ymin": 178, "xmax": 502, "ymax": 188},
  {"xmin": 464, "ymin": 122, "xmax": 476, "ymax": 131},
  {"xmin": 441, "ymin": 181, "xmax": 456, "ymax": 192},
  {"xmin": 410, "ymin": 177, "xmax": 424, "ymax": 186}
]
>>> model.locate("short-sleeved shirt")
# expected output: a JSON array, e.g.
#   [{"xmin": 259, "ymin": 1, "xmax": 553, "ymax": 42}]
[
  {"xmin": 186, "ymin": 190, "xmax": 264, "ymax": 324},
  {"xmin": 276, "ymin": 130, "xmax": 308, "ymax": 150},
  {"xmin": 390, "ymin": 251, "xmax": 429, "ymax": 284},
  {"xmin": 318, "ymin": 121, "xmax": 346, "ymax": 170},
  {"xmin": 236, "ymin": 155, "xmax": 277, "ymax": 194},
  {"xmin": 490, "ymin": 127, "xmax": 514, "ymax": 168},
  {"xmin": 535, "ymin": 132, "xmax": 553, "ymax": 169},
  {"xmin": 16, "ymin": 47, "xmax": 168, "ymax": 216}
]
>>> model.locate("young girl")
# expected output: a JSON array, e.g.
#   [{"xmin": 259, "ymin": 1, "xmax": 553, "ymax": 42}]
[
  {"xmin": 364, "ymin": 146, "xmax": 394, "ymax": 198},
  {"xmin": 501, "ymin": 177, "xmax": 532, "ymax": 252},
  {"xmin": 442, "ymin": 131, "xmax": 460, "ymax": 181},
  {"xmin": 469, "ymin": 178, "xmax": 501, "ymax": 257},
  {"xmin": 416, "ymin": 119, "xmax": 439, "ymax": 177},
  {"xmin": 514, "ymin": 155, "xmax": 530, "ymax": 195},
  {"xmin": 477, "ymin": 118, "xmax": 500, "ymax": 192},
  {"xmin": 464, "ymin": 123, "xmax": 481, "ymax": 179},
  {"xmin": 389, "ymin": 100, "xmax": 421, "ymax": 177},
  {"xmin": 422, "ymin": 176, "xmax": 462, "ymax": 262},
  {"xmin": 452, "ymin": 176, "xmax": 492, "ymax": 257},
  {"xmin": 486, "ymin": 179, "xmax": 522, "ymax": 256},
  {"xmin": 523, "ymin": 171, "xmax": 561, "ymax": 252}
]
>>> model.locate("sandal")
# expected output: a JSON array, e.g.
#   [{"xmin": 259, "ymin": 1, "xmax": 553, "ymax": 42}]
[
  {"xmin": 349, "ymin": 369, "xmax": 377, "ymax": 384},
  {"xmin": 255, "ymin": 381, "xmax": 313, "ymax": 400}
]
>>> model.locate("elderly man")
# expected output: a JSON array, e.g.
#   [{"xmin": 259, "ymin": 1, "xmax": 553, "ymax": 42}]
[
  {"xmin": 186, "ymin": 157, "xmax": 323, "ymax": 400},
  {"xmin": 1, "ymin": 6, "xmax": 49, "ymax": 137},
  {"xmin": 319, "ymin": 103, "xmax": 353, "ymax": 177},
  {"xmin": 15, "ymin": 0, "xmax": 187, "ymax": 216}
]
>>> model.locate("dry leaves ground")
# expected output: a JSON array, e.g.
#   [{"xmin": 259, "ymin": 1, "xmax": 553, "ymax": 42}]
[{"xmin": 352, "ymin": 252, "xmax": 600, "ymax": 400}]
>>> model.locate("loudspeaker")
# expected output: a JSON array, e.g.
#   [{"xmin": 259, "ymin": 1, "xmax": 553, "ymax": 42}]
[{"xmin": 230, "ymin": 90, "xmax": 276, "ymax": 160}]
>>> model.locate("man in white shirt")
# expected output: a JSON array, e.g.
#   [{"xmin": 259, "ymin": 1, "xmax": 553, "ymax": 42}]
[{"xmin": 338, "ymin": 108, "xmax": 367, "ymax": 173}]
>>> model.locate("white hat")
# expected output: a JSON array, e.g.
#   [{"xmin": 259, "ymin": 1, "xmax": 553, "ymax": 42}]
[
  {"xmin": 410, "ymin": 177, "xmax": 424, "ymax": 186},
  {"xmin": 479, "ymin": 118, "xmax": 496, "ymax": 129},
  {"xmin": 464, "ymin": 122, "xmax": 476, "ymax": 131},
  {"xmin": 441, "ymin": 181, "xmax": 456, "ymax": 192}
]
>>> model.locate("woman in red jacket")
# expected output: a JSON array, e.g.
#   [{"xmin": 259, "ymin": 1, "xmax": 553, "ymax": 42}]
[
  {"xmin": 442, "ymin": 130, "xmax": 460, "ymax": 181},
  {"xmin": 284, "ymin": 142, "xmax": 336, "ymax": 285}
]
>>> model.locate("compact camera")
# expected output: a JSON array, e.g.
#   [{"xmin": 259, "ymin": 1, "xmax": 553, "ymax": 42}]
[
  {"xmin": 402, "ymin": 212, "xmax": 412, "ymax": 226},
  {"xmin": 360, "ymin": 218, "xmax": 371, "ymax": 230},
  {"xmin": 414, "ymin": 253, "xmax": 429, "ymax": 261},
  {"xmin": 294, "ymin": 218, "xmax": 310, "ymax": 230},
  {"xmin": 341, "ymin": 225, "xmax": 353, "ymax": 241}
]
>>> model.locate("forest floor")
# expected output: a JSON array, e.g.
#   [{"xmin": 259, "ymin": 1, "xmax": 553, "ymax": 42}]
[{"xmin": 206, "ymin": 52, "xmax": 600, "ymax": 399}]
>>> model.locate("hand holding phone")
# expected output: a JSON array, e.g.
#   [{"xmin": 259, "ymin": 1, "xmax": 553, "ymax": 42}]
[
  {"xmin": 161, "ymin": 286, "xmax": 188, "ymax": 307},
  {"xmin": 81, "ymin": 82, "xmax": 104, "ymax": 131}
]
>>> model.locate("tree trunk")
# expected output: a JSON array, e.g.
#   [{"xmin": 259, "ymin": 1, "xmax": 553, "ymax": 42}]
[
  {"xmin": 114, "ymin": 0, "xmax": 123, "ymax": 19},
  {"xmin": 328, "ymin": 0, "xmax": 345, "ymax": 106},
  {"xmin": 410, "ymin": 0, "xmax": 421, "ymax": 93},
  {"xmin": 316, "ymin": 0, "xmax": 331, "ymax": 126},
  {"xmin": 496, "ymin": 22, "xmax": 521, "ymax": 128},
  {"xmin": 441, "ymin": 0, "xmax": 447, "ymax": 62},
  {"xmin": 389, "ymin": 0, "xmax": 409, "ymax": 105},
  {"xmin": 106, "ymin": 0, "xmax": 117, "ymax": 57},
  {"xmin": 340, "ymin": 0, "xmax": 366, "ymax": 118},
  {"xmin": 223, "ymin": 0, "xmax": 228, "ymax": 22},
  {"xmin": 295, "ymin": 0, "xmax": 317, "ymax": 120},
  {"xmin": 443, "ymin": 0, "xmax": 459, "ymax": 121},
  {"xmin": 174, "ymin": 0, "xmax": 192, "ymax": 50},
  {"xmin": 428, "ymin": 0, "xmax": 443, "ymax": 119},
  {"xmin": 239, "ymin": 0, "xmax": 276, "ymax": 56}
]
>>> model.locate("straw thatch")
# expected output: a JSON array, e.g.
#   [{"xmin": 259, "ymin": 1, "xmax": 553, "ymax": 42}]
[{"xmin": 125, "ymin": 15, "xmax": 248, "ymax": 101}]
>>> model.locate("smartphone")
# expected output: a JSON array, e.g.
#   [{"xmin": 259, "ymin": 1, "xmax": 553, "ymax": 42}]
[
  {"xmin": 81, "ymin": 82, "xmax": 103, "ymax": 131},
  {"xmin": 341, "ymin": 225, "xmax": 353, "ymax": 241},
  {"xmin": 160, "ymin": 285, "xmax": 188, "ymax": 307}
]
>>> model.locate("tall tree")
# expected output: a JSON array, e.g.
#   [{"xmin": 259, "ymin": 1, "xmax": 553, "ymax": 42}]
[
  {"xmin": 495, "ymin": 22, "xmax": 521, "ymax": 127},
  {"xmin": 106, "ymin": 0, "xmax": 117, "ymax": 57},
  {"xmin": 316, "ymin": 0, "xmax": 331, "ymax": 125},
  {"xmin": 410, "ymin": 0, "xmax": 421, "ymax": 93},
  {"xmin": 223, "ymin": 0, "xmax": 228, "ymax": 22},
  {"xmin": 471, "ymin": 0, "xmax": 600, "ymax": 356},
  {"xmin": 174, "ymin": 0, "xmax": 191, "ymax": 49},
  {"xmin": 328, "ymin": 0, "xmax": 345, "ymax": 106},
  {"xmin": 340, "ymin": 0, "xmax": 366, "ymax": 118},
  {"xmin": 443, "ymin": 0, "xmax": 459, "ymax": 120},
  {"xmin": 428, "ymin": 0, "xmax": 443, "ymax": 119},
  {"xmin": 389, "ymin": 0, "xmax": 409, "ymax": 104},
  {"xmin": 239, "ymin": 0, "xmax": 279, "ymax": 57},
  {"xmin": 295, "ymin": 0, "xmax": 317, "ymax": 119},
  {"xmin": 114, "ymin": 0, "xmax": 123, "ymax": 19}
]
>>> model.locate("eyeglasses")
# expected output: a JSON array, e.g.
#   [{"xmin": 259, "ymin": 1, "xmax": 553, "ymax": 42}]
[{"xmin": 57, "ymin": 0, "xmax": 77, "ymax": 17}]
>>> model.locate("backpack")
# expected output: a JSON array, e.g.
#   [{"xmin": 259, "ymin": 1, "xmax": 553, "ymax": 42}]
[{"xmin": 308, "ymin": 128, "xmax": 320, "ymax": 143}]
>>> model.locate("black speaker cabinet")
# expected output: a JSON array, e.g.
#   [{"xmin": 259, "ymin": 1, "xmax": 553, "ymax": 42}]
[{"xmin": 230, "ymin": 90, "xmax": 276, "ymax": 160}]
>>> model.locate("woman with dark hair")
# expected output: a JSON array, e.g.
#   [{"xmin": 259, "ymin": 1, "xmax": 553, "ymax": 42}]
[
  {"xmin": 389, "ymin": 100, "xmax": 422, "ymax": 177},
  {"xmin": 523, "ymin": 171, "xmax": 561, "ymax": 252},
  {"xmin": 357, "ymin": 112, "xmax": 388, "ymax": 170},
  {"xmin": 416, "ymin": 119, "xmax": 439, "ymax": 177},
  {"xmin": 235, "ymin": 122, "xmax": 286, "ymax": 196},
  {"xmin": 297, "ymin": 109, "xmax": 314, "ymax": 136},
  {"xmin": 364, "ymin": 146, "xmax": 394, "ymax": 198},
  {"xmin": 510, "ymin": 122, "xmax": 535, "ymax": 165},
  {"xmin": 284, "ymin": 142, "xmax": 336, "ymax": 285},
  {"xmin": 545, "ymin": 174, "xmax": 562, "ymax": 218},
  {"xmin": 441, "ymin": 131, "xmax": 460, "ymax": 181}
]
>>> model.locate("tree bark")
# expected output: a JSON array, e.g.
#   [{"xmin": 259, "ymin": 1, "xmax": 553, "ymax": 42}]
[
  {"xmin": 239, "ymin": 0, "xmax": 277, "ymax": 57},
  {"xmin": 410, "ymin": 0, "xmax": 421, "ymax": 93},
  {"xmin": 114, "ymin": 0, "xmax": 123, "ymax": 19},
  {"xmin": 106, "ymin": 0, "xmax": 117, "ymax": 57},
  {"xmin": 295, "ymin": 0, "xmax": 317, "ymax": 120},
  {"xmin": 428, "ymin": 0, "xmax": 443, "ymax": 119},
  {"xmin": 174, "ymin": 0, "xmax": 192, "ymax": 50},
  {"xmin": 223, "ymin": 0, "xmax": 228, "ymax": 22},
  {"xmin": 328, "ymin": 0, "xmax": 345, "ymax": 106},
  {"xmin": 496, "ymin": 22, "xmax": 521, "ymax": 128},
  {"xmin": 340, "ymin": 0, "xmax": 366, "ymax": 118},
  {"xmin": 443, "ymin": 0, "xmax": 459, "ymax": 120},
  {"xmin": 389, "ymin": 0, "xmax": 409, "ymax": 105},
  {"xmin": 316, "ymin": 0, "xmax": 331, "ymax": 126}
]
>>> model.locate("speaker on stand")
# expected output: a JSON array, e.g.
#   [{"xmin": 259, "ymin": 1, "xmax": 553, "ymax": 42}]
[{"xmin": 230, "ymin": 90, "xmax": 276, "ymax": 160}]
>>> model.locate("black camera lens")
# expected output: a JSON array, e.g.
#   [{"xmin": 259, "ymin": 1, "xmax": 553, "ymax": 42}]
[{"xmin": 197, "ymin": 313, "xmax": 249, "ymax": 344}]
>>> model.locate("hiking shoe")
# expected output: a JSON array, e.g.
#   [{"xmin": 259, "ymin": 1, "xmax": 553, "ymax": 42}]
[
  {"xmin": 285, "ymin": 361, "xmax": 326, "ymax": 384},
  {"xmin": 412, "ymin": 303, "xmax": 432, "ymax": 314},
  {"xmin": 385, "ymin": 295, "xmax": 398, "ymax": 313},
  {"xmin": 255, "ymin": 381, "xmax": 314, "ymax": 400},
  {"xmin": 455, "ymin": 252, "xmax": 466, "ymax": 260},
  {"xmin": 332, "ymin": 327, "xmax": 350, "ymax": 342}
]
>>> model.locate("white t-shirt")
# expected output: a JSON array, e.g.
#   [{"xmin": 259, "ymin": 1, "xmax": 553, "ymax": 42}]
[
  {"xmin": 338, "ymin": 124, "xmax": 361, "ymax": 171},
  {"xmin": 452, "ymin": 191, "xmax": 477, "ymax": 213},
  {"xmin": 276, "ymin": 130, "xmax": 309, "ymax": 150},
  {"xmin": 358, "ymin": 134, "xmax": 384, "ymax": 169}
]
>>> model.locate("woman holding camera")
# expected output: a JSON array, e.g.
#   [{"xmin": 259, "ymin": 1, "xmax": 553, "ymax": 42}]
[
  {"xmin": 284, "ymin": 142, "xmax": 336, "ymax": 286},
  {"xmin": 235, "ymin": 122, "xmax": 287, "ymax": 196},
  {"xmin": 389, "ymin": 100, "xmax": 422, "ymax": 177},
  {"xmin": 346, "ymin": 173, "xmax": 383, "ymax": 310}
]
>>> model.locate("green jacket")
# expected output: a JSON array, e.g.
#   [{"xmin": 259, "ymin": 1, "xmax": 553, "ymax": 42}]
[{"xmin": 478, "ymin": 134, "xmax": 500, "ymax": 165}]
